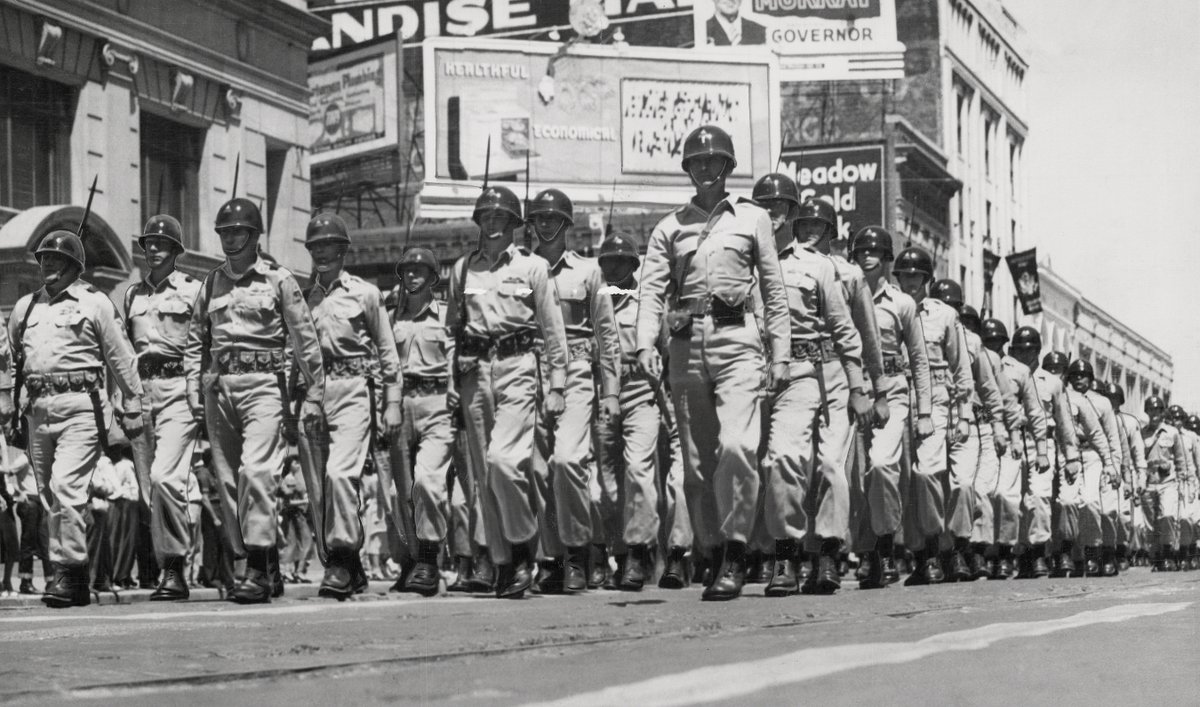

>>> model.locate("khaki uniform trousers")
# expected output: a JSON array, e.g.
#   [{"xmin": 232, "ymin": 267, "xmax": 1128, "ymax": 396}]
[
  {"xmin": 970, "ymin": 421, "xmax": 1000, "ymax": 544},
  {"xmin": 658, "ymin": 399, "xmax": 693, "ymax": 551},
  {"xmin": 320, "ymin": 376, "xmax": 373, "ymax": 551},
  {"xmin": 404, "ymin": 391, "xmax": 455, "ymax": 543},
  {"xmin": 1077, "ymin": 448, "xmax": 1118, "ymax": 548},
  {"xmin": 204, "ymin": 372, "xmax": 287, "ymax": 553},
  {"xmin": 668, "ymin": 317, "xmax": 764, "ymax": 548},
  {"xmin": 946, "ymin": 415, "xmax": 981, "ymax": 545},
  {"xmin": 762, "ymin": 367, "xmax": 849, "ymax": 546},
  {"xmin": 905, "ymin": 379, "xmax": 950, "ymax": 544},
  {"xmin": 596, "ymin": 374, "xmax": 661, "ymax": 548},
  {"xmin": 990, "ymin": 430, "xmax": 1029, "ymax": 546},
  {"xmin": 27, "ymin": 391, "xmax": 104, "ymax": 564},
  {"xmin": 535, "ymin": 357, "xmax": 596, "ymax": 551},
  {"xmin": 460, "ymin": 353, "xmax": 540, "ymax": 565},
  {"xmin": 133, "ymin": 376, "xmax": 200, "ymax": 562},
  {"xmin": 1143, "ymin": 479, "xmax": 1179, "ymax": 550},
  {"xmin": 1019, "ymin": 437, "xmax": 1056, "ymax": 548},
  {"xmin": 849, "ymin": 374, "xmax": 910, "ymax": 551},
  {"xmin": 447, "ymin": 426, "xmax": 477, "ymax": 557}
]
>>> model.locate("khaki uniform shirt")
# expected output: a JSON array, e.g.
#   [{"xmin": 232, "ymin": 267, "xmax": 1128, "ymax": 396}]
[
  {"xmin": 776, "ymin": 242, "xmax": 863, "ymax": 384},
  {"xmin": 445, "ymin": 242, "xmax": 568, "ymax": 390},
  {"xmin": 1143, "ymin": 422, "xmax": 1187, "ymax": 483},
  {"xmin": 1068, "ymin": 388, "xmax": 1115, "ymax": 473},
  {"xmin": 10, "ymin": 280, "xmax": 143, "ymax": 405},
  {"xmin": 393, "ymin": 299, "xmax": 450, "ymax": 381},
  {"xmin": 307, "ymin": 271, "xmax": 402, "ymax": 404},
  {"xmin": 183, "ymin": 256, "xmax": 325, "ymax": 405},
  {"xmin": 1031, "ymin": 369, "xmax": 1080, "ymax": 463},
  {"xmin": 828, "ymin": 253, "xmax": 885, "ymax": 393},
  {"xmin": 1001, "ymin": 355, "xmax": 1050, "ymax": 458},
  {"xmin": 124, "ymin": 270, "xmax": 202, "ymax": 361},
  {"xmin": 915, "ymin": 297, "xmax": 971, "ymax": 410},
  {"xmin": 635, "ymin": 196, "xmax": 790, "ymax": 363},
  {"xmin": 546, "ymin": 250, "xmax": 621, "ymax": 398},
  {"xmin": 871, "ymin": 282, "xmax": 932, "ymax": 415}
]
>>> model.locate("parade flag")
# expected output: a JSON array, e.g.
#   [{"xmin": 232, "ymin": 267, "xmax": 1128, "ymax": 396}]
[{"xmin": 1005, "ymin": 248, "xmax": 1042, "ymax": 315}]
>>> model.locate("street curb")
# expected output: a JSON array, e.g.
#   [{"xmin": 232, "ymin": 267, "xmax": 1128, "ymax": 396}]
[{"xmin": 0, "ymin": 580, "xmax": 429, "ymax": 609}]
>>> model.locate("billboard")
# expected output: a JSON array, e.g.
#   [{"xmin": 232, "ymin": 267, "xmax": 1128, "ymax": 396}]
[
  {"xmin": 308, "ymin": 40, "xmax": 402, "ymax": 166},
  {"xmin": 692, "ymin": 0, "xmax": 905, "ymax": 81},
  {"xmin": 779, "ymin": 143, "xmax": 885, "ymax": 242},
  {"xmin": 421, "ymin": 38, "xmax": 780, "ymax": 218},
  {"xmin": 310, "ymin": 0, "xmax": 694, "ymax": 51}
]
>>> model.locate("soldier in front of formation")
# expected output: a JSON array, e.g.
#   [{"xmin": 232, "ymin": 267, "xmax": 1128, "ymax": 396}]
[
  {"xmin": 12, "ymin": 231, "xmax": 145, "ymax": 608},
  {"xmin": 122, "ymin": 215, "xmax": 203, "ymax": 601},
  {"xmin": 303, "ymin": 213, "xmax": 404, "ymax": 598},
  {"xmin": 446, "ymin": 186, "xmax": 568, "ymax": 599},
  {"xmin": 847, "ymin": 226, "xmax": 931, "ymax": 589},
  {"xmin": 184, "ymin": 198, "xmax": 325, "ymax": 604},
  {"xmin": 635, "ymin": 126, "xmax": 792, "ymax": 601},
  {"xmin": 528, "ymin": 189, "xmax": 621, "ymax": 593},
  {"xmin": 1141, "ymin": 397, "xmax": 1186, "ymax": 570}
]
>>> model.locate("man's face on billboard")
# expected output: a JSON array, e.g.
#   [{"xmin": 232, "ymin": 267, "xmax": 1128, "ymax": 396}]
[{"xmin": 715, "ymin": 0, "xmax": 743, "ymax": 20}]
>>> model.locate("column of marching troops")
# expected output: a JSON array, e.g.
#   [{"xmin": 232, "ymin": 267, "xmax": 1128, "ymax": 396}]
[{"xmin": 8, "ymin": 124, "xmax": 1200, "ymax": 609}]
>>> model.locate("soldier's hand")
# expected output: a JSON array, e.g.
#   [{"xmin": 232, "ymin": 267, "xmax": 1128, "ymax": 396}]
[
  {"xmin": 188, "ymin": 392, "xmax": 204, "ymax": 425},
  {"xmin": 0, "ymin": 390, "xmax": 13, "ymax": 425},
  {"xmin": 767, "ymin": 362, "xmax": 791, "ymax": 393},
  {"xmin": 871, "ymin": 395, "xmax": 890, "ymax": 428},
  {"xmin": 601, "ymin": 394, "xmax": 620, "ymax": 422},
  {"xmin": 916, "ymin": 414, "xmax": 934, "ymax": 439},
  {"xmin": 545, "ymin": 389, "xmax": 565, "ymax": 418},
  {"xmin": 638, "ymin": 349, "xmax": 662, "ymax": 381},
  {"xmin": 122, "ymin": 410, "xmax": 145, "ymax": 439},
  {"xmin": 848, "ymin": 388, "xmax": 872, "ymax": 427},
  {"xmin": 954, "ymin": 418, "xmax": 970, "ymax": 444},
  {"xmin": 1037, "ymin": 453, "xmax": 1050, "ymax": 472},
  {"xmin": 1065, "ymin": 459, "xmax": 1081, "ymax": 484},
  {"xmin": 383, "ymin": 402, "xmax": 403, "ymax": 440},
  {"xmin": 993, "ymin": 426, "xmax": 1009, "ymax": 456}
]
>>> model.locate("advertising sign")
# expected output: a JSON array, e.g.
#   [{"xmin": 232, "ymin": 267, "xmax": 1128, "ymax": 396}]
[
  {"xmin": 309, "ymin": 40, "xmax": 402, "ymax": 166},
  {"xmin": 310, "ymin": 0, "xmax": 694, "ymax": 51},
  {"xmin": 421, "ymin": 38, "xmax": 780, "ymax": 218},
  {"xmin": 778, "ymin": 143, "xmax": 884, "ymax": 242},
  {"xmin": 1005, "ymin": 248, "xmax": 1043, "ymax": 315},
  {"xmin": 692, "ymin": 0, "xmax": 905, "ymax": 81}
]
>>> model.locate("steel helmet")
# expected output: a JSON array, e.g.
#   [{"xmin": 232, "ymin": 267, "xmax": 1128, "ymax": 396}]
[
  {"xmin": 796, "ymin": 198, "xmax": 838, "ymax": 229},
  {"xmin": 140, "ymin": 215, "xmax": 185, "ymax": 251},
  {"xmin": 472, "ymin": 186, "xmax": 523, "ymax": 227},
  {"xmin": 1187, "ymin": 414, "xmax": 1200, "ymax": 433},
  {"xmin": 526, "ymin": 188, "xmax": 574, "ymax": 225},
  {"xmin": 395, "ymin": 247, "xmax": 440, "ymax": 285},
  {"xmin": 1167, "ymin": 404, "xmax": 1185, "ymax": 422},
  {"xmin": 1066, "ymin": 359, "xmax": 1094, "ymax": 380},
  {"xmin": 34, "ymin": 230, "xmax": 86, "ymax": 271},
  {"xmin": 1144, "ymin": 396, "xmax": 1166, "ymax": 414},
  {"xmin": 959, "ymin": 304, "xmax": 982, "ymax": 333},
  {"xmin": 681, "ymin": 125, "xmax": 736, "ymax": 172},
  {"xmin": 305, "ymin": 212, "xmax": 350, "ymax": 247},
  {"xmin": 850, "ymin": 226, "xmax": 894, "ymax": 261},
  {"xmin": 892, "ymin": 246, "xmax": 934, "ymax": 280},
  {"xmin": 981, "ymin": 318, "xmax": 1009, "ymax": 344},
  {"xmin": 598, "ymin": 232, "xmax": 640, "ymax": 265},
  {"xmin": 929, "ymin": 279, "xmax": 964, "ymax": 309},
  {"xmin": 1104, "ymin": 382, "xmax": 1126, "ymax": 406},
  {"xmin": 1010, "ymin": 326, "xmax": 1042, "ymax": 351},
  {"xmin": 1042, "ymin": 351, "xmax": 1068, "ymax": 373},
  {"xmin": 752, "ymin": 173, "xmax": 800, "ymax": 208},
  {"xmin": 214, "ymin": 198, "xmax": 264, "ymax": 233}
]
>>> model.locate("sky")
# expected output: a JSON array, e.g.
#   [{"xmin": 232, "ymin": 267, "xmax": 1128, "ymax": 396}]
[{"xmin": 1003, "ymin": 0, "xmax": 1200, "ymax": 410}]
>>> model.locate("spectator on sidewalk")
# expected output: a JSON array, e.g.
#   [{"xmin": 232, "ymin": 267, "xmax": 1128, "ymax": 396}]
[
  {"xmin": 278, "ymin": 455, "xmax": 314, "ymax": 584},
  {"xmin": 5, "ymin": 446, "xmax": 48, "ymax": 595},
  {"xmin": 88, "ymin": 454, "xmax": 119, "ymax": 592}
]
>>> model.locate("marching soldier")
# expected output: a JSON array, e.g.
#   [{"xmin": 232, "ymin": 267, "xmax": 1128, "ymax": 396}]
[
  {"xmin": 1170, "ymin": 406, "xmax": 1198, "ymax": 569},
  {"xmin": 528, "ymin": 189, "xmax": 621, "ymax": 592},
  {"xmin": 890, "ymin": 247, "xmax": 972, "ymax": 585},
  {"xmin": 1065, "ymin": 360, "xmax": 1122, "ymax": 575},
  {"xmin": 1104, "ymin": 383, "xmax": 1148, "ymax": 568},
  {"xmin": 1007, "ymin": 327, "xmax": 1079, "ymax": 577},
  {"xmin": 447, "ymin": 186, "xmax": 568, "ymax": 599},
  {"xmin": 980, "ymin": 319, "xmax": 1050, "ymax": 578},
  {"xmin": 752, "ymin": 174, "xmax": 868, "ymax": 597},
  {"xmin": 794, "ymin": 198, "xmax": 888, "ymax": 582},
  {"xmin": 390, "ymin": 248, "xmax": 458, "ymax": 594},
  {"xmin": 848, "ymin": 227, "xmax": 932, "ymax": 589},
  {"xmin": 122, "ymin": 215, "xmax": 203, "ymax": 601},
  {"xmin": 184, "ymin": 198, "xmax": 325, "ymax": 604},
  {"xmin": 636, "ymin": 126, "xmax": 791, "ymax": 601},
  {"xmin": 12, "ymin": 232, "xmax": 144, "ymax": 608},
  {"xmin": 304, "ymin": 213, "xmax": 403, "ymax": 598},
  {"xmin": 1142, "ymin": 397, "xmax": 1186, "ymax": 570},
  {"xmin": 929, "ymin": 282, "xmax": 1009, "ymax": 580}
]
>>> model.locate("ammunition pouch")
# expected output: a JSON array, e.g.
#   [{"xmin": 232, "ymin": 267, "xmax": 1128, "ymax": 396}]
[
  {"xmin": 324, "ymin": 356, "xmax": 372, "ymax": 380},
  {"xmin": 25, "ymin": 369, "xmax": 103, "ymax": 399},
  {"xmin": 217, "ymin": 349, "xmax": 286, "ymax": 376},
  {"xmin": 567, "ymin": 338, "xmax": 594, "ymax": 364},
  {"xmin": 138, "ymin": 354, "xmax": 185, "ymax": 381},
  {"xmin": 790, "ymin": 338, "xmax": 833, "ymax": 363},
  {"xmin": 882, "ymin": 355, "xmax": 905, "ymax": 377},
  {"xmin": 403, "ymin": 374, "xmax": 448, "ymax": 397}
]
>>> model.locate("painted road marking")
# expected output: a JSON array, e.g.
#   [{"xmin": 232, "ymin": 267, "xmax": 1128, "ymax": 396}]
[{"xmin": 525, "ymin": 602, "xmax": 1191, "ymax": 707}]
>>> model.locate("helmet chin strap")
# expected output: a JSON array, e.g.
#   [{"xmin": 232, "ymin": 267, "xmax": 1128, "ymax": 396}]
[
  {"xmin": 535, "ymin": 219, "xmax": 566, "ymax": 243},
  {"xmin": 222, "ymin": 231, "xmax": 258, "ymax": 257}
]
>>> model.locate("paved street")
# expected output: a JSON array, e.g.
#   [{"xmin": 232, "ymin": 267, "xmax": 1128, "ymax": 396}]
[{"xmin": 1, "ymin": 569, "xmax": 1196, "ymax": 706}]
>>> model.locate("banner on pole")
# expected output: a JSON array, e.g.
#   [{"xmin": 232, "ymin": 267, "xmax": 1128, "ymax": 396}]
[{"xmin": 1005, "ymin": 248, "xmax": 1042, "ymax": 315}]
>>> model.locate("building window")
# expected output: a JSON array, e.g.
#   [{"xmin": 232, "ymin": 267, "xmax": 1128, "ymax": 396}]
[
  {"xmin": 265, "ymin": 144, "xmax": 288, "ymax": 234},
  {"xmin": 140, "ymin": 112, "xmax": 203, "ymax": 250},
  {"xmin": 960, "ymin": 265, "xmax": 967, "ymax": 292},
  {"xmin": 985, "ymin": 200, "xmax": 992, "ymax": 245},
  {"xmin": 0, "ymin": 65, "xmax": 73, "ymax": 213},
  {"xmin": 1009, "ymin": 141, "xmax": 1018, "ymax": 195},
  {"xmin": 983, "ymin": 112, "xmax": 994, "ymax": 179},
  {"xmin": 956, "ymin": 92, "xmax": 966, "ymax": 156},
  {"xmin": 1011, "ymin": 219, "xmax": 1017, "ymax": 252}
]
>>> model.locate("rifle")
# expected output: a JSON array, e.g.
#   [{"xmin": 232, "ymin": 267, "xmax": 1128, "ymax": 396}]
[
  {"xmin": 231, "ymin": 152, "xmax": 241, "ymax": 198},
  {"xmin": 451, "ymin": 139, "xmax": 491, "ymax": 405},
  {"xmin": 77, "ymin": 174, "xmax": 98, "ymax": 237},
  {"xmin": 523, "ymin": 146, "xmax": 532, "ymax": 249},
  {"xmin": 605, "ymin": 180, "xmax": 617, "ymax": 237}
]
